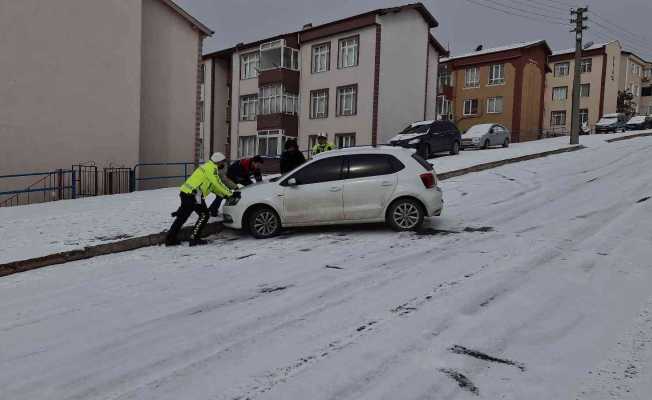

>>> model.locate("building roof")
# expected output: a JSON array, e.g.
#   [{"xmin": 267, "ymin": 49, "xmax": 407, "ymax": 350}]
[
  {"xmin": 429, "ymin": 34, "xmax": 449, "ymax": 57},
  {"xmin": 622, "ymin": 50, "xmax": 650, "ymax": 65},
  {"xmin": 551, "ymin": 41, "xmax": 614, "ymax": 56},
  {"xmin": 441, "ymin": 40, "xmax": 550, "ymax": 63},
  {"xmin": 159, "ymin": 0, "xmax": 213, "ymax": 36},
  {"xmin": 204, "ymin": 2, "xmax": 441, "ymax": 58}
]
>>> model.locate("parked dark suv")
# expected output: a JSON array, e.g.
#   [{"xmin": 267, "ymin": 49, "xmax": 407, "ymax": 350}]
[{"xmin": 389, "ymin": 120, "xmax": 462, "ymax": 158}]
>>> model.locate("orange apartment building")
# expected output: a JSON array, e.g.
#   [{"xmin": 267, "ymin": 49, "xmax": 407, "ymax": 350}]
[{"xmin": 437, "ymin": 41, "xmax": 552, "ymax": 142}]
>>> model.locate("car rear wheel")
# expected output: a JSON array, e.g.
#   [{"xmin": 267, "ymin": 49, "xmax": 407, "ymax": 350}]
[
  {"xmin": 450, "ymin": 141, "xmax": 460, "ymax": 155},
  {"xmin": 502, "ymin": 138, "xmax": 509, "ymax": 148},
  {"xmin": 482, "ymin": 139, "xmax": 490, "ymax": 149},
  {"xmin": 247, "ymin": 206, "xmax": 281, "ymax": 239},
  {"xmin": 387, "ymin": 198, "xmax": 425, "ymax": 231},
  {"xmin": 419, "ymin": 143, "xmax": 431, "ymax": 159}
]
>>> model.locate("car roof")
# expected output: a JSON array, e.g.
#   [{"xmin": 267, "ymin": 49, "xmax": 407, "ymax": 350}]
[{"xmin": 312, "ymin": 145, "xmax": 414, "ymax": 159}]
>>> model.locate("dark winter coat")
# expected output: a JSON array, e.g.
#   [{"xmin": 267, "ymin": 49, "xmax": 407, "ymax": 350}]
[
  {"xmin": 280, "ymin": 150, "xmax": 306, "ymax": 174},
  {"xmin": 227, "ymin": 158, "xmax": 262, "ymax": 186}
]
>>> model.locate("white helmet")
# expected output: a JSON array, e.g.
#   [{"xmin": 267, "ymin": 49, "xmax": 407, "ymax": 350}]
[
  {"xmin": 210, "ymin": 152, "xmax": 226, "ymax": 163},
  {"xmin": 318, "ymin": 132, "xmax": 328, "ymax": 138}
]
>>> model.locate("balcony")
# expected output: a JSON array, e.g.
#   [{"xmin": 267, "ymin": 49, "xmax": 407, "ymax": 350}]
[
  {"xmin": 259, "ymin": 69, "xmax": 300, "ymax": 94},
  {"xmin": 257, "ymin": 113, "xmax": 298, "ymax": 137},
  {"xmin": 438, "ymin": 84, "xmax": 454, "ymax": 98},
  {"xmin": 258, "ymin": 39, "xmax": 300, "ymax": 94}
]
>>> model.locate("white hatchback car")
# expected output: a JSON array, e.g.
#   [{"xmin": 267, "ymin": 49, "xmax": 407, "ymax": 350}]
[{"xmin": 222, "ymin": 146, "xmax": 443, "ymax": 238}]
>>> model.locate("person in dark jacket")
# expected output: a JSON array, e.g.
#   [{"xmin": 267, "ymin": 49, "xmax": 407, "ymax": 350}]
[
  {"xmin": 227, "ymin": 155, "xmax": 264, "ymax": 186},
  {"xmin": 280, "ymin": 139, "xmax": 306, "ymax": 174}
]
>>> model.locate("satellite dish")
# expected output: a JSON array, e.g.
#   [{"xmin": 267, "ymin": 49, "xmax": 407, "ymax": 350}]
[{"xmin": 583, "ymin": 41, "xmax": 594, "ymax": 50}]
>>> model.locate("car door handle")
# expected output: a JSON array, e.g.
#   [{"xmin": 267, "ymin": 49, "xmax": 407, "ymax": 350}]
[
  {"xmin": 381, "ymin": 181, "xmax": 394, "ymax": 187},
  {"xmin": 329, "ymin": 187, "xmax": 342, "ymax": 192}
]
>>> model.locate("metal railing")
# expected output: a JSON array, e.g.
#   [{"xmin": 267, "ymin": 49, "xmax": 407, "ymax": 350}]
[
  {"xmin": 0, "ymin": 170, "xmax": 76, "ymax": 207},
  {"xmin": 131, "ymin": 162, "xmax": 196, "ymax": 191}
]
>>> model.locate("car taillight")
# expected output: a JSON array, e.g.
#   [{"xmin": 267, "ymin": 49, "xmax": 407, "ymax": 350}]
[{"xmin": 420, "ymin": 172, "xmax": 435, "ymax": 189}]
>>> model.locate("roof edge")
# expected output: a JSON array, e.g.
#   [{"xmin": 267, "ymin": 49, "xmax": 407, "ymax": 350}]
[{"xmin": 158, "ymin": 0, "xmax": 214, "ymax": 36}]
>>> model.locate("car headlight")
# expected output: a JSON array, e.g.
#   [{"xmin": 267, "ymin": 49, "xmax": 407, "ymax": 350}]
[
  {"xmin": 472, "ymin": 137, "xmax": 480, "ymax": 142},
  {"xmin": 409, "ymin": 138, "xmax": 421, "ymax": 145}
]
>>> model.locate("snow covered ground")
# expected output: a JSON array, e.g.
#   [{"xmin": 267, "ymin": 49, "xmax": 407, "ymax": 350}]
[
  {"xmin": 1, "ymin": 131, "xmax": 648, "ymax": 265},
  {"xmin": 2, "ymin": 134, "xmax": 652, "ymax": 399}
]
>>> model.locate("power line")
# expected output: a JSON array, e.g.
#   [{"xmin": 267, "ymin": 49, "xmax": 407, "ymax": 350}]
[
  {"xmin": 528, "ymin": 0, "xmax": 571, "ymax": 13},
  {"xmin": 503, "ymin": 0, "xmax": 569, "ymax": 15},
  {"xmin": 588, "ymin": 28, "xmax": 652, "ymax": 59},
  {"xmin": 589, "ymin": 11, "xmax": 652, "ymax": 51},
  {"xmin": 537, "ymin": 0, "xmax": 575, "ymax": 9},
  {"xmin": 474, "ymin": 0, "xmax": 568, "ymax": 23},
  {"xmin": 463, "ymin": 0, "xmax": 570, "ymax": 26}
]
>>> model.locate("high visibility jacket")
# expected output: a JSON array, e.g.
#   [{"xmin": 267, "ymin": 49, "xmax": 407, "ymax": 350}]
[
  {"xmin": 181, "ymin": 161, "xmax": 233, "ymax": 198},
  {"xmin": 312, "ymin": 142, "xmax": 335, "ymax": 155}
]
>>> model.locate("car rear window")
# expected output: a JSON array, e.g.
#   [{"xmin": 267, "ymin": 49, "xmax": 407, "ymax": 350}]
[{"xmin": 411, "ymin": 153, "xmax": 434, "ymax": 171}]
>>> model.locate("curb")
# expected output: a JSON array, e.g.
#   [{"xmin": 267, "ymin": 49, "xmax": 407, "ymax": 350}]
[
  {"xmin": 437, "ymin": 145, "xmax": 585, "ymax": 181},
  {"xmin": 606, "ymin": 132, "xmax": 652, "ymax": 143},
  {"xmin": 0, "ymin": 223, "xmax": 224, "ymax": 278},
  {"xmin": 0, "ymin": 144, "xmax": 586, "ymax": 278}
]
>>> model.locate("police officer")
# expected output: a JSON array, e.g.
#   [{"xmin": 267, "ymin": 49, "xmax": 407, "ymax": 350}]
[
  {"xmin": 312, "ymin": 133, "xmax": 335, "ymax": 155},
  {"xmin": 165, "ymin": 152, "xmax": 237, "ymax": 247}
]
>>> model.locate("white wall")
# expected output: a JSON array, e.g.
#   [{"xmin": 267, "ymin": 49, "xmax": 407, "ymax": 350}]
[
  {"xmin": 298, "ymin": 26, "xmax": 377, "ymax": 151},
  {"xmin": 426, "ymin": 42, "xmax": 440, "ymax": 121},
  {"xmin": 377, "ymin": 9, "xmax": 431, "ymax": 144},
  {"xmin": 0, "ymin": 0, "xmax": 142, "ymax": 178}
]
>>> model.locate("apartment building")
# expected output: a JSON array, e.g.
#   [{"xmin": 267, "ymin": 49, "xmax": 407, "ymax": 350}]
[
  {"xmin": 1, "ymin": 0, "xmax": 211, "ymax": 187},
  {"xmin": 202, "ymin": 3, "xmax": 447, "ymax": 162},
  {"xmin": 620, "ymin": 51, "xmax": 649, "ymax": 114},
  {"xmin": 641, "ymin": 64, "xmax": 652, "ymax": 115},
  {"xmin": 438, "ymin": 40, "xmax": 552, "ymax": 142},
  {"xmin": 544, "ymin": 41, "xmax": 622, "ymax": 134}
]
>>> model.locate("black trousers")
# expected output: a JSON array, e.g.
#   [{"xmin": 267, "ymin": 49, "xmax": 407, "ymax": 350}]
[
  {"xmin": 208, "ymin": 196, "xmax": 223, "ymax": 217},
  {"xmin": 167, "ymin": 192, "xmax": 209, "ymax": 242}
]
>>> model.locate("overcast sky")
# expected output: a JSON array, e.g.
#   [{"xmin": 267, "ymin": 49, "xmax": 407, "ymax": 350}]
[{"xmin": 176, "ymin": 0, "xmax": 652, "ymax": 60}]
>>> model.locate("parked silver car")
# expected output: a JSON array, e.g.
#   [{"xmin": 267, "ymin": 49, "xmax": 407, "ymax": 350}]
[{"xmin": 461, "ymin": 124, "xmax": 510, "ymax": 149}]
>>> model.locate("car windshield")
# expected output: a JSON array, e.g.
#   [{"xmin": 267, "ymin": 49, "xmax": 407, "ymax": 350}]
[
  {"xmin": 464, "ymin": 125, "xmax": 492, "ymax": 138},
  {"xmin": 628, "ymin": 116, "xmax": 646, "ymax": 124},
  {"xmin": 400, "ymin": 123, "xmax": 430, "ymax": 134},
  {"xmin": 597, "ymin": 118, "xmax": 617, "ymax": 125}
]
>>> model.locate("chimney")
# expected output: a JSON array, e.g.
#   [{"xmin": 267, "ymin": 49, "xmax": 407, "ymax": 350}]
[{"xmin": 302, "ymin": 23, "xmax": 313, "ymax": 30}]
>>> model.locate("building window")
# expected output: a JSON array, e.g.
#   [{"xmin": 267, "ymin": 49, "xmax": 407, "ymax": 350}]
[
  {"xmin": 437, "ymin": 95, "xmax": 453, "ymax": 120},
  {"xmin": 238, "ymin": 135, "xmax": 257, "ymax": 158},
  {"xmin": 336, "ymin": 85, "xmax": 358, "ymax": 116},
  {"xmin": 464, "ymin": 67, "xmax": 480, "ymax": 88},
  {"xmin": 553, "ymin": 86, "xmax": 568, "ymax": 101},
  {"xmin": 554, "ymin": 62, "xmax": 570, "ymax": 77},
  {"xmin": 257, "ymin": 130, "xmax": 286, "ymax": 157},
  {"xmin": 259, "ymin": 85, "xmax": 298, "ymax": 115},
  {"xmin": 580, "ymin": 58, "xmax": 592, "ymax": 73},
  {"xmin": 486, "ymin": 97, "xmax": 504, "ymax": 114},
  {"xmin": 335, "ymin": 133, "xmax": 356, "ymax": 149},
  {"xmin": 338, "ymin": 36, "xmax": 359, "ymax": 69},
  {"xmin": 488, "ymin": 64, "xmax": 505, "ymax": 85},
  {"xmin": 312, "ymin": 42, "xmax": 330, "ymax": 73},
  {"xmin": 634, "ymin": 85, "xmax": 640, "ymax": 97},
  {"xmin": 551, "ymin": 111, "xmax": 567, "ymax": 126},
  {"xmin": 240, "ymin": 52, "xmax": 259, "ymax": 80},
  {"xmin": 310, "ymin": 89, "xmax": 329, "ymax": 119},
  {"xmin": 439, "ymin": 66, "xmax": 451, "ymax": 88},
  {"xmin": 463, "ymin": 99, "xmax": 479, "ymax": 116},
  {"xmin": 240, "ymin": 94, "xmax": 258, "ymax": 121},
  {"xmin": 580, "ymin": 83, "xmax": 590, "ymax": 97},
  {"xmin": 579, "ymin": 109, "xmax": 589, "ymax": 126},
  {"xmin": 259, "ymin": 39, "xmax": 299, "ymax": 72}
]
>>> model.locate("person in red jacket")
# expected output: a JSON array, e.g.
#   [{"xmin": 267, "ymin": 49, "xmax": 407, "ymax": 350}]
[{"xmin": 227, "ymin": 155, "xmax": 264, "ymax": 186}]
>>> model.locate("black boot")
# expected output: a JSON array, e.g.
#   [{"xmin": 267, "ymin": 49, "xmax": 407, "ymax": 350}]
[
  {"xmin": 165, "ymin": 237, "xmax": 181, "ymax": 247},
  {"xmin": 189, "ymin": 238, "xmax": 208, "ymax": 247}
]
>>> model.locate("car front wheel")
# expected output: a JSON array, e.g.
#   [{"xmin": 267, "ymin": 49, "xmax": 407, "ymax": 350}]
[
  {"xmin": 247, "ymin": 206, "xmax": 281, "ymax": 239},
  {"xmin": 503, "ymin": 138, "xmax": 509, "ymax": 148},
  {"xmin": 387, "ymin": 198, "xmax": 425, "ymax": 231}
]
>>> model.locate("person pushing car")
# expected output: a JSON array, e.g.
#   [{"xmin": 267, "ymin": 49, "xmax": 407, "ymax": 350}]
[{"xmin": 165, "ymin": 152, "xmax": 238, "ymax": 247}]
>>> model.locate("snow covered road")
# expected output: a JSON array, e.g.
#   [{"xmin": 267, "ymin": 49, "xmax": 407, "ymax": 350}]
[{"xmin": 2, "ymin": 136, "xmax": 652, "ymax": 399}]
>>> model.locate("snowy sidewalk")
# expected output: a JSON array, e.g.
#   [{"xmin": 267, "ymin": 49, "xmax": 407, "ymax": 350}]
[{"xmin": 0, "ymin": 130, "xmax": 649, "ymax": 265}]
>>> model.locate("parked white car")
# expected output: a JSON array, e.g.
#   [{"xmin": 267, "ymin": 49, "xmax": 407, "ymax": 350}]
[
  {"xmin": 222, "ymin": 146, "xmax": 443, "ymax": 238},
  {"xmin": 461, "ymin": 123, "xmax": 510, "ymax": 149}
]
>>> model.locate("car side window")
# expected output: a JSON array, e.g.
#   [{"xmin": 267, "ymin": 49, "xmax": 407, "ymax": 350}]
[
  {"xmin": 284, "ymin": 156, "xmax": 343, "ymax": 186},
  {"xmin": 346, "ymin": 154, "xmax": 404, "ymax": 179},
  {"xmin": 431, "ymin": 121, "xmax": 459, "ymax": 135}
]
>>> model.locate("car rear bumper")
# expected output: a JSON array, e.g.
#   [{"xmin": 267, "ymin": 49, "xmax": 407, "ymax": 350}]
[{"xmin": 420, "ymin": 186, "xmax": 444, "ymax": 217}]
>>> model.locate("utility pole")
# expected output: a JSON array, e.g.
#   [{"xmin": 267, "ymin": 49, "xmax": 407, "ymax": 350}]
[{"xmin": 570, "ymin": 6, "xmax": 589, "ymax": 145}]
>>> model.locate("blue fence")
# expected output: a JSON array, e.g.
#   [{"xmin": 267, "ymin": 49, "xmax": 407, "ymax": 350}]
[
  {"xmin": 131, "ymin": 162, "xmax": 196, "ymax": 191},
  {"xmin": 0, "ymin": 170, "xmax": 76, "ymax": 207}
]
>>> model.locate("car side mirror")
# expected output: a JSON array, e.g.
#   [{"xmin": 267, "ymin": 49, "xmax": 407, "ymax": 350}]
[{"xmin": 287, "ymin": 178, "xmax": 297, "ymax": 186}]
